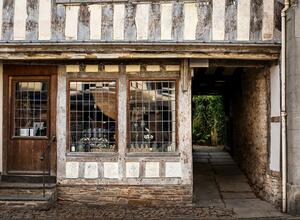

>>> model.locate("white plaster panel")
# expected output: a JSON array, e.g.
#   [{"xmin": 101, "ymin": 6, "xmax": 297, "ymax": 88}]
[
  {"xmin": 113, "ymin": 4, "xmax": 125, "ymax": 40},
  {"xmin": 89, "ymin": 4, "xmax": 102, "ymax": 40},
  {"xmin": 103, "ymin": 162, "xmax": 119, "ymax": 178},
  {"xmin": 145, "ymin": 162, "xmax": 160, "ymax": 177},
  {"xmin": 135, "ymin": 4, "xmax": 150, "ymax": 40},
  {"xmin": 66, "ymin": 65, "xmax": 80, "ymax": 72},
  {"xmin": 0, "ymin": 0, "xmax": 3, "ymax": 40},
  {"xmin": 66, "ymin": 162, "xmax": 79, "ymax": 179},
  {"xmin": 184, "ymin": 3, "xmax": 198, "ymax": 40},
  {"xmin": 126, "ymin": 162, "xmax": 140, "ymax": 178},
  {"xmin": 84, "ymin": 162, "xmax": 98, "ymax": 179},
  {"xmin": 0, "ymin": 63, "xmax": 3, "ymax": 172},
  {"xmin": 146, "ymin": 65, "xmax": 160, "ymax": 72},
  {"xmin": 65, "ymin": 6, "xmax": 79, "ymax": 40},
  {"xmin": 104, "ymin": 65, "xmax": 119, "ymax": 72},
  {"xmin": 13, "ymin": 0, "xmax": 27, "ymax": 40},
  {"xmin": 165, "ymin": 162, "xmax": 182, "ymax": 177},
  {"xmin": 237, "ymin": 0, "xmax": 250, "ymax": 41},
  {"xmin": 126, "ymin": 65, "xmax": 141, "ymax": 72},
  {"xmin": 38, "ymin": 0, "xmax": 52, "ymax": 40},
  {"xmin": 270, "ymin": 65, "xmax": 280, "ymax": 117},
  {"xmin": 212, "ymin": 0, "xmax": 225, "ymax": 41},
  {"xmin": 262, "ymin": 0, "xmax": 274, "ymax": 41},
  {"xmin": 270, "ymin": 123, "xmax": 280, "ymax": 172},
  {"xmin": 160, "ymin": 3, "xmax": 172, "ymax": 40},
  {"xmin": 165, "ymin": 65, "xmax": 180, "ymax": 71},
  {"xmin": 85, "ymin": 65, "xmax": 99, "ymax": 72}
]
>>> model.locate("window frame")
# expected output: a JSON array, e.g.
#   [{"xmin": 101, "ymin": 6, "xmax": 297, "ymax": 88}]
[
  {"xmin": 126, "ymin": 78, "xmax": 179, "ymax": 153},
  {"xmin": 66, "ymin": 78, "xmax": 119, "ymax": 153}
]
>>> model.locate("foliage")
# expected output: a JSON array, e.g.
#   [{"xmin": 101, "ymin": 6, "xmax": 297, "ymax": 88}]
[{"xmin": 192, "ymin": 95, "xmax": 225, "ymax": 146}]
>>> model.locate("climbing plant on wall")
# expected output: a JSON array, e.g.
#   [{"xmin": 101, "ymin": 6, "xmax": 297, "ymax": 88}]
[{"xmin": 192, "ymin": 95, "xmax": 225, "ymax": 146}]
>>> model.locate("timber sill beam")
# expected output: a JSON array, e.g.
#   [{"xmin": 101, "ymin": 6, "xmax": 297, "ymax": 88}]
[{"xmin": 0, "ymin": 43, "xmax": 280, "ymax": 61}]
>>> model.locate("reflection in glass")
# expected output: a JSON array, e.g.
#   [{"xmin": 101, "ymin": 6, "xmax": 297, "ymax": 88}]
[
  {"xmin": 129, "ymin": 81, "xmax": 176, "ymax": 152},
  {"xmin": 69, "ymin": 81, "xmax": 117, "ymax": 152},
  {"xmin": 14, "ymin": 81, "xmax": 48, "ymax": 137}
]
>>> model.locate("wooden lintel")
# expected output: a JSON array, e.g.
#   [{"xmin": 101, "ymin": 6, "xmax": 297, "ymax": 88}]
[{"xmin": 0, "ymin": 43, "xmax": 281, "ymax": 61}]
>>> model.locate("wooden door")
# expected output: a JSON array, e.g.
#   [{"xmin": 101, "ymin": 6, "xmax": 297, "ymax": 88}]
[{"xmin": 4, "ymin": 66, "xmax": 57, "ymax": 175}]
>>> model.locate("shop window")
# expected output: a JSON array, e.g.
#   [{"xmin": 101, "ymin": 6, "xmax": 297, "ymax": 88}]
[
  {"xmin": 69, "ymin": 81, "xmax": 117, "ymax": 152},
  {"xmin": 13, "ymin": 81, "xmax": 48, "ymax": 137},
  {"xmin": 129, "ymin": 80, "xmax": 176, "ymax": 152}
]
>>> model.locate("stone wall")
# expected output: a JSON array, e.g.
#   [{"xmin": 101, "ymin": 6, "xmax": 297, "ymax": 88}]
[
  {"xmin": 231, "ymin": 67, "xmax": 281, "ymax": 207},
  {"xmin": 57, "ymin": 185, "xmax": 192, "ymax": 206}
]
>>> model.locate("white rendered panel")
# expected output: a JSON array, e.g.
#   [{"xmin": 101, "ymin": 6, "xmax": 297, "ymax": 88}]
[
  {"xmin": 262, "ymin": 0, "xmax": 274, "ymax": 41},
  {"xmin": 89, "ymin": 4, "xmax": 102, "ymax": 40},
  {"xmin": 160, "ymin": 3, "xmax": 172, "ymax": 40},
  {"xmin": 270, "ymin": 65, "xmax": 280, "ymax": 117},
  {"xmin": 113, "ymin": 4, "xmax": 125, "ymax": 40},
  {"xmin": 270, "ymin": 123, "xmax": 280, "ymax": 172},
  {"xmin": 184, "ymin": 3, "xmax": 198, "ymax": 40},
  {"xmin": 212, "ymin": 0, "xmax": 225, "ymax": 41},
  {"xmin": 38, "ymin": 0, "xmax": 52, "ymax": 40},
  {"xmin": 13, "ymin": 0, "xmax": 27, "ymax": 40},
  {"xmin": 237, "ymin": 0, "xmax": 250, "ymax": 41},
  {"xmin": 135, "ymin": 4, "xmax": 150, "ymax": 40},
  {"xmin": 65, "ymin": 6, "xmax": 79, "ymax": 40}
]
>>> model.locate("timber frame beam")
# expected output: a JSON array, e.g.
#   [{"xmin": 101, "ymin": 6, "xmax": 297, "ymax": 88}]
[{"xmin": 0, "ymin": 43, "xmax": 280, "ymax": 61}]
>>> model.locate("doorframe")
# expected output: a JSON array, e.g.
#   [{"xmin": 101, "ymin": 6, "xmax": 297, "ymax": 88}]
[{"xmin": 2, "ymin": 65, "xmax": 57, "ymax": 176}]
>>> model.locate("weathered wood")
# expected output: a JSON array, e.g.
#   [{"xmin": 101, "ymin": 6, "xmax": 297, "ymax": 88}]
[
  {"xmin": 51, "ymin": 3, "xmax": 65, "ymax": 40},
  {"xmin": 124, "ymin": 3, "xmax": 136, "ymax": 41},
  {"xmin": 196, "ymin": 0, "xmax": 212, "ymax": 41},
  {"xmin": 78, "ymin": 3, "xmax": 90, "ymax": 41},
  {"xmin": 26, "ymin": 0, "xmax": 39, "ymax": 41},
  {"xmin": 172, "ymin": 2, "xmax": 184, "ymax": 41},
  {"xmin": 2, "ymin": 0, "xmax": 14, "ymax": 40},
  {"xmin": 148, "ymin": 3, "xmax": 160, "ymax": 41},
  {"xmin": 274, "ymin": 0, "xmax": 283, "ymax": 42},
  {"xmin": 225, "ymin": 0, "xmax": 237, "ymax": 41},
  {"xmin": 101, "ymin": 4, "xmax": 113, "ymax": 41},
  {"xmin": 250, "ymin": 0, "xmax": 263, "ymax": 41}
]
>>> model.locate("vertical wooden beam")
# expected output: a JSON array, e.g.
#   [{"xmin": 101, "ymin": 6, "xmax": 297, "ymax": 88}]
[
  {"xmin": 78, "ymin": 3, "xmax": 90, "ymax": 41},
  {"xmin": 0, "ymin": 62, "xmax": 3, "ymax": 173},
  {"xmin": 225, "ymin": 0, "xmax": 237, "ymax": 41},
  {"xmin": 250, "ymin": 0, "xmax": 263, "ymax": 41},
  {"xmin": 101, "ymin": 4, "xmax": 113, "ymax": 41},
  {"xmin": 51, "ymin": 3, "xmax": 65, "ymax": 41},
  {"xmin": 124, "ymin": 3, "xmax": 136, "ymax": 41},
  {"xmin": 196, "ymin": 0, "xmax": 212, "ymax": 41},
  {"xmin": 56, "ymin": 65, "xmax": 67, "ymax": 181},
  {"xmin": 26, "ymin": 0, "xmax": 39, "ymax": 41},
  {"xmin": 172, "ymin": 1, "xmax": 184, "ymax": 41},
  {"xmin": 148, "ymin": 2, "xmax": 160, "ymax": 41}
]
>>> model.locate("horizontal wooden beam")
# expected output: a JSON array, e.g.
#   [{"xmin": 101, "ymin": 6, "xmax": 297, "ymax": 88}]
[{"xmin": 0, "ymin": 43, "xmax": 280, "ymax": 61}]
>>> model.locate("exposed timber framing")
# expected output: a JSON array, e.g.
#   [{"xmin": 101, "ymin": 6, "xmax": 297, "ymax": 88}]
[{"xmin": 0, "ymin": 43, "xmax": 280, "ymax": 60}]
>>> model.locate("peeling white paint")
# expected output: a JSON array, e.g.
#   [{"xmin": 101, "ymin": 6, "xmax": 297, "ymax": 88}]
[
  {"xmin": 84, "ymin": 162, "xmax": 98, "ymax": 179},
  {"xmin": 0, "ymin": 0, "xmax": 3, "ymax": 40},
  {"xmin": 65, "ymin": 6, "xmax": 79, "ymax": 40},
  {"xmin": 184, "ymin": 3, "xmax": 197, "ymax": 40},
  {"xmin": 126, "ymin": 162, "xmax": 139, "ymax": 178},
  {"xmin": 212, "ymin": 0, "xmax": 225, "ymax": 41},
  {"xmin": 89, "ymin": 4, "xmax": 102, "ymax": 40},
  {"xmin": 103, "ymin": 162, "xmax": 119, "ymax": 178},
  {"xmin": 262, "ymin": 0, "xmax": 274, "ymax": 41},
  {"xmin": 237, "ymin": 0, "xmax": 250, "ymax": 41},
  {"xmin": 145, "ymin": 162, "xmax": 160, "ymax": 177},
  {"xmin": 165, "ymin": 162, "xmax": 181, "ymax": 177},
  {"xmin": 135, "ymin": 4, "xmax": 150, "ymax": 40},
  {"xmin": 113, "ymin": 4, "xmax": 125, "ymax": 40},
  {"xmin": 13, "ymin": 0, "xmax": 27, "ymax": 40},
  {"xmin": 38, "ymin": 0, "xmax": 52, "ymax": 40},
  {"xmin": 66, "ymin": 162, "xmax": 79, "ymax": 179},
  {"xmin": 160, "ymin": 3, "xmax": 172, "ymax": 40}
]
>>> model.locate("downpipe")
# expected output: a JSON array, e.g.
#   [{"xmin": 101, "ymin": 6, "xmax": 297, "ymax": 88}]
[{"xmin": 281, "ymin": 0, "xmax": 290, "ymax": 213}]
